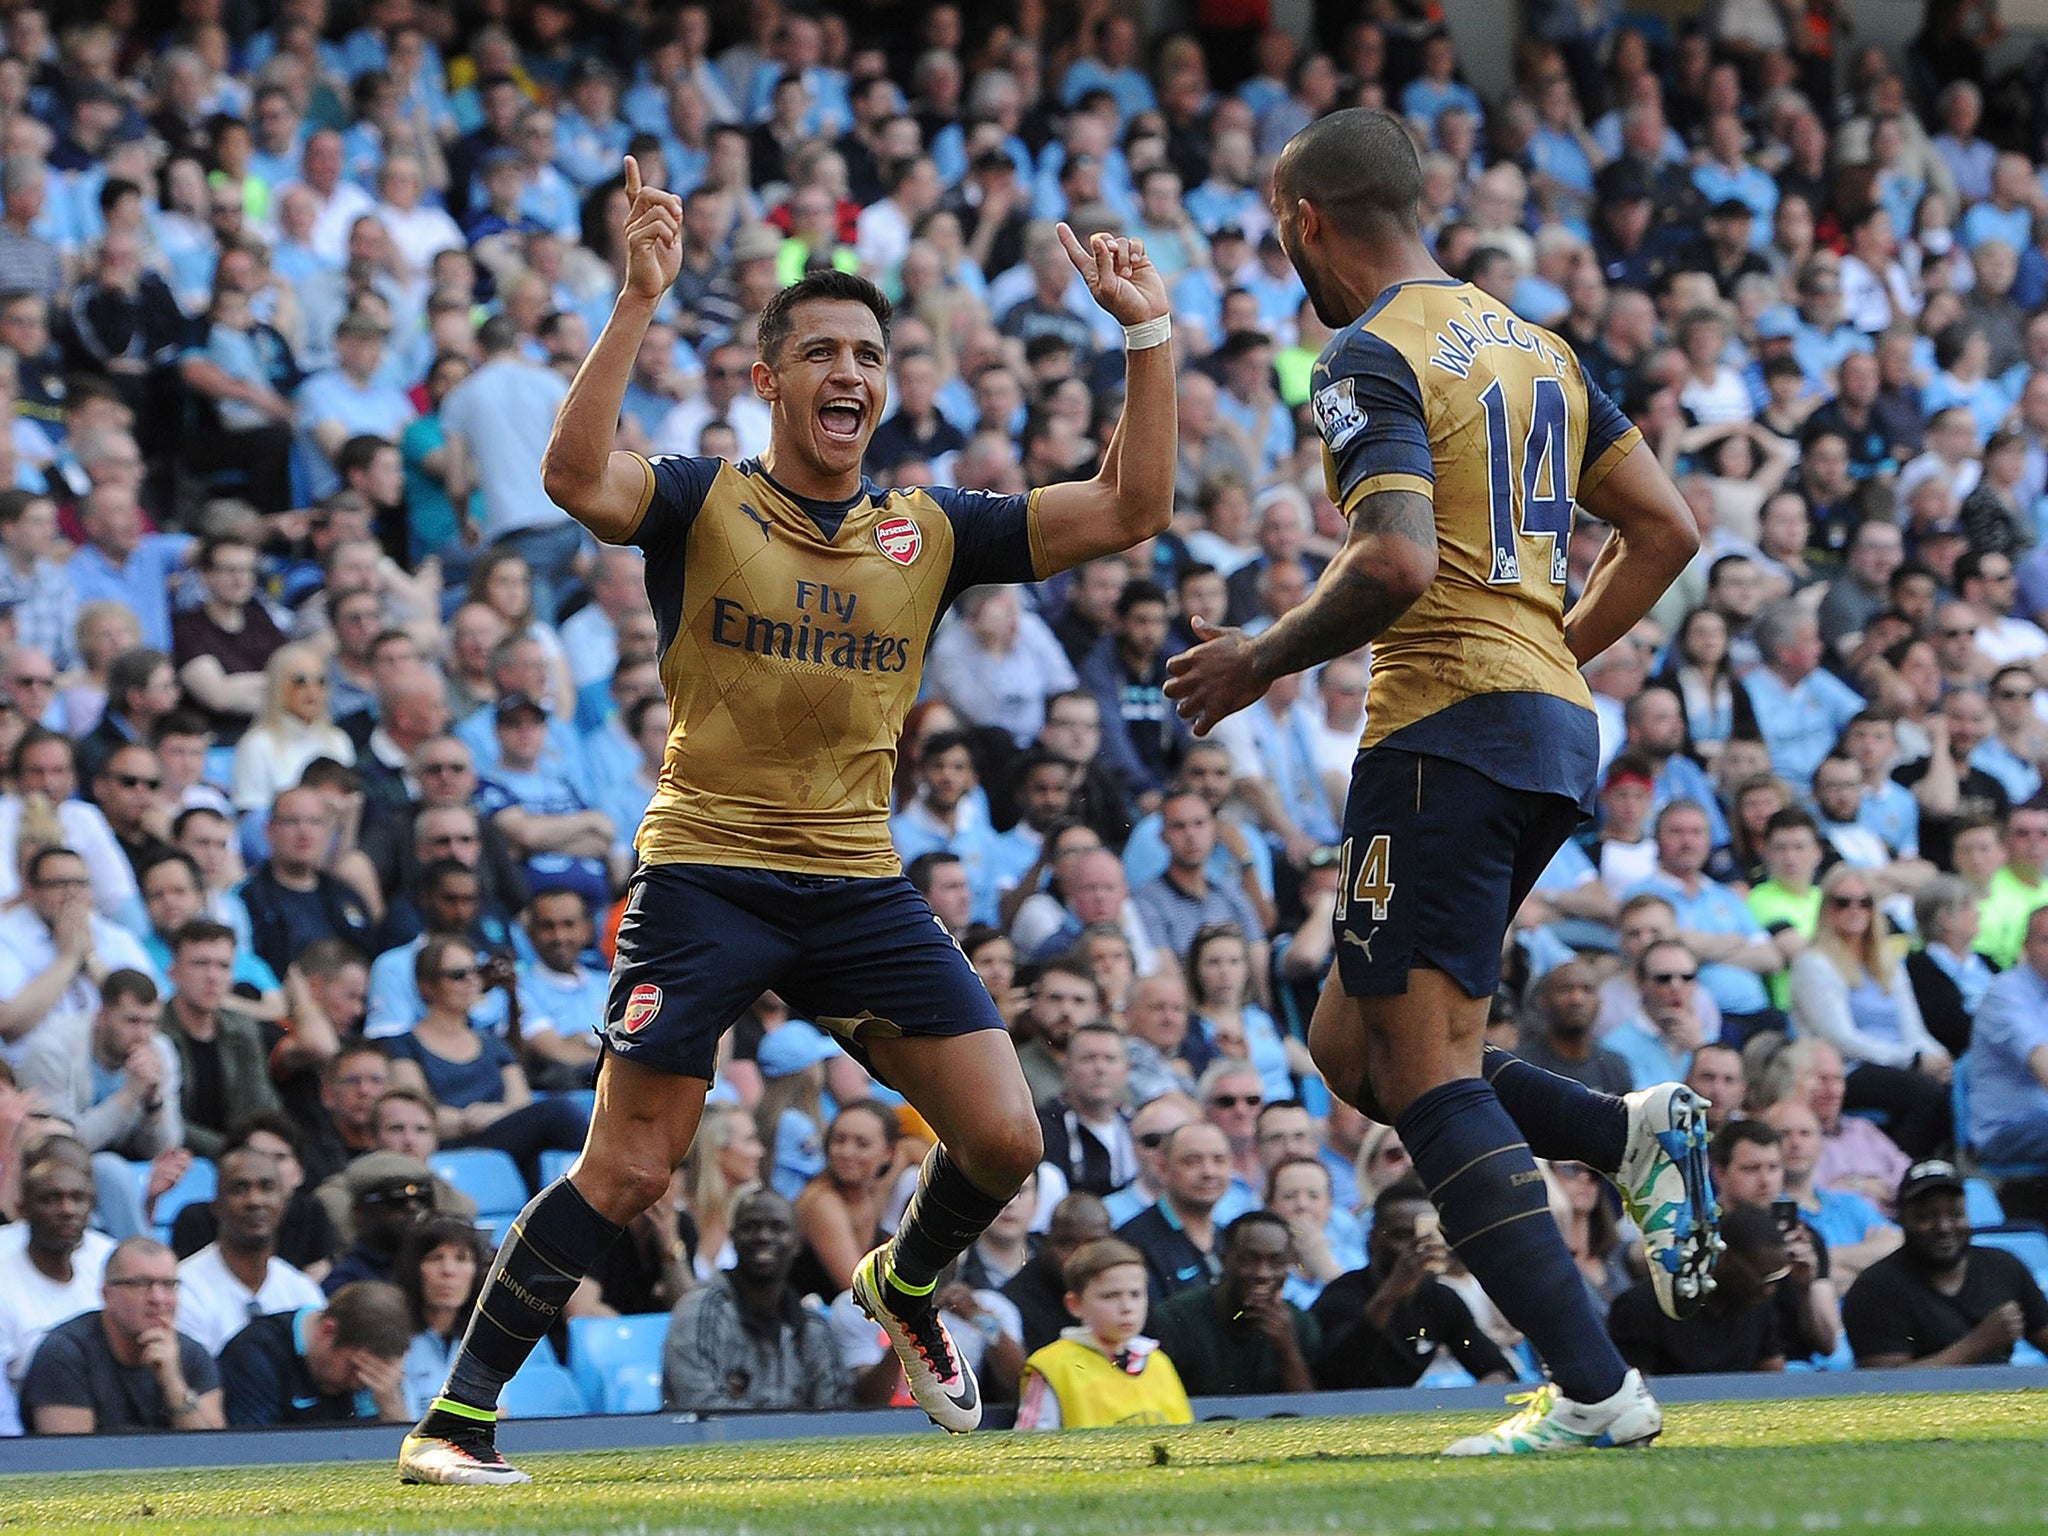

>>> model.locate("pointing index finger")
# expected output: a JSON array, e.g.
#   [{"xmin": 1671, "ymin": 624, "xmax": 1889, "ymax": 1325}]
[
  {"xmin": 624, "ymin": 155, "xmax": 642, "ymax": 200},
  {"xmin": 1055, "ymin": 220, "xmax": 1095, "ymax": 276}
]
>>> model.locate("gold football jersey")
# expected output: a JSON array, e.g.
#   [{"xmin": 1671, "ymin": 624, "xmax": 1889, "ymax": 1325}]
[
  {"xmin": 1309, "ymin": 279, "xmax": 1642, "ymax": 805},
  {"xmin": 611, "ymin": 455, "xmax": 1047, "ymax": 874}
]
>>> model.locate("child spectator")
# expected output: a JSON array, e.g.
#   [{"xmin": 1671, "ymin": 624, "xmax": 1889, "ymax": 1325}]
[{"xmin": 1015, "ymin": 1238, "xmax": 1191, "ymax": 1429}]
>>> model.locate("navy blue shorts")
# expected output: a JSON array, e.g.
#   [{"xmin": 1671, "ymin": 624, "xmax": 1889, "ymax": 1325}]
[
  {"xmin": 602, "ymin": 863, "xmax": 1006, "ymax": 1080},
  {"xmin": 1333, "ymin": 749, "xmax": 1583, "ymax": 1001}
]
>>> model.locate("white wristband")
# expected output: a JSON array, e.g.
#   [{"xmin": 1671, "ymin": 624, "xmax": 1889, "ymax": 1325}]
[{"xmin": 1122, "ymin": 315, "xmax": 1172, "ymax": 351}]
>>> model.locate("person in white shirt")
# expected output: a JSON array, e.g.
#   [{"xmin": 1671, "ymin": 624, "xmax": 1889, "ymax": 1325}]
[
  {"xmin": 0, "ymin": 1157, "xmax": 117, "ymax": 1402},
  {"xmin": 854, "ymin": 154, "xmax": 941, "ymax": 284},
  {"xmin": 1958, "ymin": 549, "xmax": 2048, "ymax": 666},
  {"xmin": 175, "ymin": 1147, "xmax": 326, "ymax": 1356},
  {"xmin": 651, "ymin": 339, "xmax": 774, "ymax": 459},
  {"xmin": 0, "ymin": 728, "xmax": 141, "ymax": 923},
  {"xmin": 1306, "ymin": 654, "xmax": 1367, "ymax": 811},
  {"xmin": 280, "ymin": 127, "xmax": 376, "ymax": 263},
  {"xmin": 372, "ymin": 155, "xmax": 465, "ymax": 279},
  {"xmin": 0, "ymin": 847, "xmax": 161, "ymax": 1069}
]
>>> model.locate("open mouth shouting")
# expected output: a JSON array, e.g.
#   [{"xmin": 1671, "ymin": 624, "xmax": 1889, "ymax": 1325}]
[{"xmin": 818, "ymin": 396, "xmax": 866, "ymax": 442}]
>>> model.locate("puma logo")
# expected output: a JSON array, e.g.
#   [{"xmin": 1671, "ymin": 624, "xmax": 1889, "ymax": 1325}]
[
  {"xmin": 738, "ymin": 502, "xmax": 772, "ymax": 541},
  {"xmin": 1341, "ymin": 927, "xmax": 1378, "ymax": 962}
]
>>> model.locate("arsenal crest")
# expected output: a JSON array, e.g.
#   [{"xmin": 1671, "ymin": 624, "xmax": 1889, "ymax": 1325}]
[
  {"xmin": 875, "ymin": 515, "xmax": 922, "ymax": 566},
  {"xmin": 619, "ymin": 983, "xmax": 662, "ymax": 1035}
]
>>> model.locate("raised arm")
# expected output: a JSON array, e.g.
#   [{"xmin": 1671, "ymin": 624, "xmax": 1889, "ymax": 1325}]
[
  {"xmin": 1033, "ymin": 225, "xmax": 1176, "ymax": 571},
  {"xmin": 1164, "ymin": 488, "xmax": 1437, "ymax": 736},
  {"xmin": 538, "ymin": 156, "xmax": 684, "ymax": 544}
]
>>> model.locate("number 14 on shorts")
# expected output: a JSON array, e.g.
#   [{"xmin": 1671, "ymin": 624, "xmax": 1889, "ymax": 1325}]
[{"xmin": 1334, "ymin": 834, "xmax": 1395, "ymax": 925}]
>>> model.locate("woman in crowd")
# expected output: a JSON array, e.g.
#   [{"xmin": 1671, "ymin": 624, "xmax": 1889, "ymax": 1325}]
[
  {"xmin": 230, "ymin": 642, "xmax": 355, "ymax": 813},
  {"xmin": 1185, "ymin": 922, "xmax": 1292, "ymax": 1105},
  {"xmin": 791, "ymin": 1099, "xmax": 899, "ymax": 1298},
  {"xmin": 1655, "ymin": 607, "xmax": 1757, "ymax": 769},
  {"xmin": 1904, "ymin": 874, "xmax": 1998, "ymax": 1059},
  {"xmin": 1713, "ymin": 773, "xmax": 1793, "ymax": 889},
  {"xmin": 1075, "ymin": 921, "xmax": 1136, "ymax": 1026},
  {"xmin": 395, "ymin": 1215, "xmax": 489, "ymax": 1418},
  {"xmin": 1265, "ymin": 1155, "xmax": 1363, "ymax": 1309},
  {"xmin": 1788, "ymin": 864, "xmax": 1953, "ymax": 1157},
  {"xmin": 465, "ymin": 548, "xmax": 575, "ymax": 717},
  {"xmin": 961, "ymin": 924, "xmax": 1027, "ymax": 1029},
  {"xmin": 1350, "ymin": 1122, "xmax": 1414, "ymax": 1229},
  {"xmin": 677, "ymin": 1101, "xmax": 765, "ymax": 1283},
  {"xmin": 1548, "ymin": 1158, "xmax": 1635, "ymax": 1309},
  {"xmin": 56, "ymin": 603, "xmax": 146, "ymax": 737},
  {"xmin": 385, "ymin": 936, "xmax": 588, "ymax": 1191}
]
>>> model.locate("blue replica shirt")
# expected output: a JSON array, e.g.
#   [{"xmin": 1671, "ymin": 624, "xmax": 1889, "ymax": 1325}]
[
  {"xmin": 1743, "ymin": 667, "xmax": 1866, "ymax": 789},
  {"xmin": 455, "ymin": 708, "xmax": 596, "ymax": 804},
  {"xmin": 1797, "ymin": 1186, "xmax": 1893, "ymax": 1255},
  {"xmin": 1968, "ymin": 963, "xmax": 2048, "ymax": 1145},
  {"xmin": 474, "ymin": 764, "xmax": 612, "ymax": 904},
  {"xmin": 1626, "ymin": 871, "xmax": 1774, "ymax": 1014}
]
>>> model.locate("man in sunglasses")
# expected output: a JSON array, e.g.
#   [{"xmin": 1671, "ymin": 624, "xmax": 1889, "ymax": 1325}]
[
  {"xmin": 93, "ymin": 744, "xmax": 176, "ymax": 882},
  {"xmin": 1597, "ymin": 937, "xmax": 1712, "ymax": 1097},
  {"xmin": 324, "ymin": 1151, "xmax": 436, "ymax": 1294}
]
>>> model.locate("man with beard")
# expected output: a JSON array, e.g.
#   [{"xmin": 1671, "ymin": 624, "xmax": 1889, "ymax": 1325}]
[
  {"xmin": 1843, "ymin": 1160, "xmax": 2048, "ymax": 1366},
  {"xmin": 1514, "ymin": 961, "xmax": 1634, "ymax": 1095}
]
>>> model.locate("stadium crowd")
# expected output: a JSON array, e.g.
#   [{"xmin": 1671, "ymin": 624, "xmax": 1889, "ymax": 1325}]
[{"xmin": 2, "ymin": 0, "xmax": 2048, "ymax": 1439}]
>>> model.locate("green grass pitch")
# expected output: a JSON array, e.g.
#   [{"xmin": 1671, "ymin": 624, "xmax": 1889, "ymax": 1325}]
[{"xmin": 5, "ymin": 1392, "xmax": 2045, "ymax": 1536}]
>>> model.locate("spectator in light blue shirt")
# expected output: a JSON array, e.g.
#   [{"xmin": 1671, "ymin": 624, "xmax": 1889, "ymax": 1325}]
[
  {"xmin": 889, "ymin": 730, "xmax": 1006, "ymax": 928},
  {"xmin": 1967, "ymin": 905, "xmax": 2048, "ymax": 1162},
  {"xmin": 1627, "ymin": 801, "xmax": 1783, "ymax": 1025},
  {"xmin": 1961, "ymin": 155, "xmax": 2036, "ymax": 252},
  {"xmin": 552, "ymin": 63, "xmax": 633, "ymax": 190},
  {"xmin": 293, "ymin": 311, "xmax": 416, "ymax": 502},
  {"xmin": 1691, "ymin": 115, "xmax": 1777, "ymax": 249},
  {"xmin": 1744, "ymin": 602, "xmax": 1867, "ymax": 789},
  {"xmin": 1400, "ymin": 35, "xmax": 1484, "ymax": 135},
  {"xmin": 1060, "ymin": 17, "xmax": 1157, "ymax": 120},
  {"xmin": 66, "ymin": 487, "xmax": 193, "ymax": 652},
  {"xmin": 1602, "ymin": 939, "xmax": 1701, "ymax": 1090}
]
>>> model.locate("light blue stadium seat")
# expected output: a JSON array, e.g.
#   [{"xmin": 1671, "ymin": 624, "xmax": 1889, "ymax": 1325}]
[
  {"xmin": 1974, "ymin": 1229, "xmax": 2048, "ymax": 1295},
  {"xmin": 132, "ymin": 1158, "xmax": 216, "ymax": 1245},
  {"xmin": 430, "ymin": 1149, "xmax": 528, "ymax": 1226},
  {"xmin": 499, "ymin": 1360, "xmax": 588, "ymax": 1419},
  {"xmin": 539, "ymin": 1150, "xmax": 577, "ymax": 1187},
  {"xmin": 1966, "ymin": 1177, "xmax": 2007, "ymax": 1230},
  {"xmin": 1955, "ymin": 1058, "xmax": 2048, "ymax": 1180},
  {"xmin": 567, "ymin": 1314, "xmax": 670, "ymax": 1415},
  {"xmin": 603, "ymin": 1362, "xmax": 665, "ymax": 1415}
]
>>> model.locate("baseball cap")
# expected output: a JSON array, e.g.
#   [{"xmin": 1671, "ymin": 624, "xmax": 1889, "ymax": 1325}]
[
  {"xmin": 1597, "ymin": 163, "xmax": 1654, "ymax": 204},
  {"xmin": 344, "ymin": 1150, "xmax": 435, "ymax": 1204},
  {"xmin": 1755, "ymin": 305, "xmax": 1800, "ymax": 340},
  {"xmin": 1214, "ymin": 222, "xmax": 1248, "ymax": 243},
  {"xmin": 1920, "ymin": 516, "xmax": 1968, "ymax": 540},
  {"xmin": 1709, "ymin": 197, "xmax": 1753, "ymax": 220},
  {"xmin": 1896, "ymin": 1159, "xmax": 1965, "ymax": 1207},
  {"xmin": 336, "ymin": 309, "xmax": 389, "ymax": 339},
  {"xmin": 494, "ymin": 691, "xmax": 547, "ymax": 724},
  {"xmin": 731, "ymin": 223, "xmax": 784, "ymax": 264},
  {"xmin": 756, "ymin": 1019, "xmax": 841, "ymax": 1079}
]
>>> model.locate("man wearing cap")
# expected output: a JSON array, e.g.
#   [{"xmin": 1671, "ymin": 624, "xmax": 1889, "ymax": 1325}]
[
  {"xmin": 294, "ymin": 309, "xmax": 416, "ymax": 502},
  {"xmin": 325, "ymin": 1152, "xmax": 436, "ymax": 1294},
  {"xmin": 1592, "ymin": 163, "xmax": 1676, "ymax": 291},
  {"xmin": 1965, "ymin": 904, "xmax": 2048, "ymax": 1164},
  {"xmin": 1842, "ymin": 1159, "xmax": 2048, "ymax": 1367},
  {"xmin": 473, "ymin": 692, "xmax": 618, "ymax": 907},
  {"xmin": 1684, "ymin": 200, "xmax": 1772, "ymax": 301}
]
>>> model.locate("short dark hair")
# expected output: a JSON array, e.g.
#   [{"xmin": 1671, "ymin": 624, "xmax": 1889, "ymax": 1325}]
[
  {"xmin": 757, "ymin": 269, "xmax": 892, "ymax": 365},
  {"xmin": 1373, "ymin": 1176, "xmax": 1433, "ymax": 1221},
  {"xmin": 100, "ymin": 968, "xmax": 159, "ymax": 1010},
  {"xmin": 225, "ymin": 1109, "xmax": 307, "ymax": 1163},
  {"xmin": 1711, "ymin": 1117, "xmax": 1779, "ymax": 1167},
  {"xmin": 335, "ymin": 434, "xmax": 394, "ymax": 481},
  {"xmin": 169, "ymin": 918, "xmax": 236, "ymax": 956},
  {"xmin": 1116, "ymin": 578, "xmax": 1168, "ymax": 618},
  {"xmin": 139, "ymin": 849, "xmax": 205, "ymax": 894},
  {"xmin": 149, "ymin": 709, "xmax": 211, "ymax": 746},
  {"xmin": 1220, "ymin": 1207, "xmax": 1293, "ymax": 1253},
  {"xmin": 25, "ymin": 844, "xmax": 83, "ymax": 886},
  {"xmin": 322, "ymin": 1281, "xmax": 413, "ymax": 1358},
  {"xmin": 1272, "ymin": 107, "xmax": 1422, "ymax": 238},
  {"xmin": 905, "ymin": 850, "xmax": 964, "ymax": 895},
  {"xmin": 1762, "ymin": 807, "xmax": 1820, "ymax": 839},
  {"xmin": 916, "ymin": 728, "xmax": 975, "ymax": 768}
]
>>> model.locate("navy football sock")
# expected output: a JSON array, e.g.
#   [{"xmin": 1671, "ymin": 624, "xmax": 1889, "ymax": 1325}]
[
  {"xmin": 1397, "ymin": 1077, "xmax": 1627, "ymax": 1405},
  {"xmin": 439, "ymin": 1178, "xmax": 624, "ymax": 1415},
  {"xmin": 886, "ymin": 1144, "xmax": 1012, "ymax": 1297},
  {"xmin": 1483, "ymin": 1044, "xmax": 1629, "ymax": 1173}
]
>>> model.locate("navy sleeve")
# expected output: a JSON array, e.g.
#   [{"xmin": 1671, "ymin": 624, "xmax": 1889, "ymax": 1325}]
[
  {"xmin": 472, "ymin": 779, "xmax": 517, "ymax": 819},
  {"xmin": 1579, "ymin": 371, "xmax": 1637, "ymax": 478},
  {"xmin": 924, "ymin": 484, "xmax": 1041, "ymax": 597},
  {"xmin": 628, "ymin": 454, "xmax": 723, "ymax": 552},
  {"xmin": 1312, "ymin": 329, "xmax": 1434, "ymax": 511},
  {"xmin": 219, "ymin": 1329, "xmax": 287, "ymax": 1426}
]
